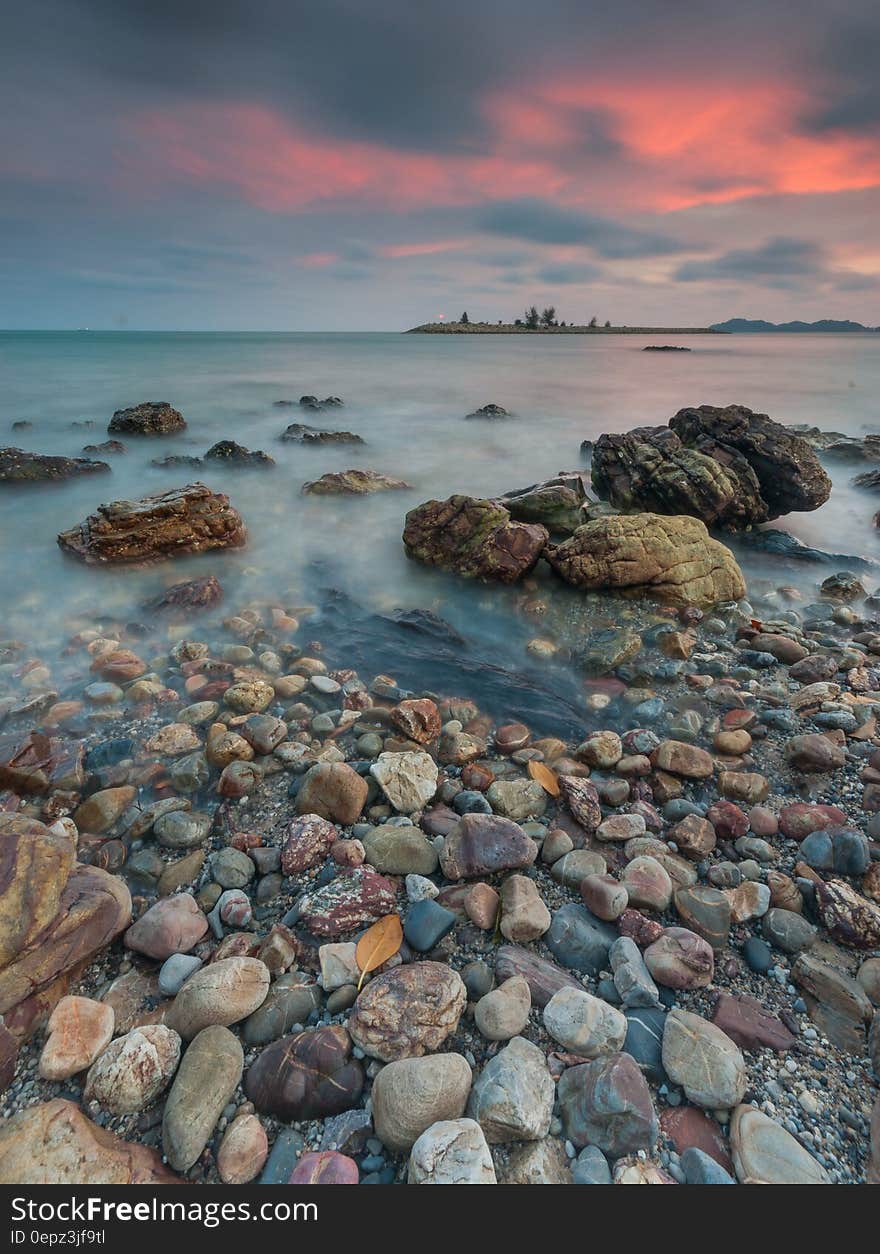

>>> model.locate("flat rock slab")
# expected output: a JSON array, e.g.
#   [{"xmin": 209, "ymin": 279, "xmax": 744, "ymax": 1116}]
[{"xmin": 57, "ymin": 482, "xmax": 246, "ymax": 565}]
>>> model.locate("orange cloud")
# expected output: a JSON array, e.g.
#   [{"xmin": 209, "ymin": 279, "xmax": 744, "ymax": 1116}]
[{"xmin": 126, "ymin": 79, "xmax": 880, "ymax": 220}]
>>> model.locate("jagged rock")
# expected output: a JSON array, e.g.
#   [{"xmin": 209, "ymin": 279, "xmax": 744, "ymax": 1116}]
[
  {"xmin": 591, "ymin": 426, "xmax": 761, "ymax": 526},
  {"xmin": 0, "ymin": 819, "xmax": 76, "ymax": 967},
  {"xmin": 669, "ymin": 404, "xmax": 830, "ymax": 518},
  {"xmin": 0, "ymin": 447, "xmax": 110, "ymax": 482},
  {"xmin": 501, "ymin": 475, "xmax": 589, "ymax": 534},
  {"xmin": 302, "ymin": 470, "xmax": 410, "ymax": 494},
  {"xmin": 280, "ymin": 423, "xmax": 363, "ymax": 444},
  {"xmin": 141, "ymin": 574, "xmax": 224, "ymax": 614},
  {"xmin": 108, "ymin": 401, "xmax": 185, "ymax": 435},
  {"xmin": 57, "ymin": 483, "xmax": 246, "ymax": 565},
  {"xmin": 403, "ymin": 495, "xmax": 548, "ymax": 583},
  {"xmin": 545, "ymin": 513, "xmax": 745, "ymax": 607},
  {"xmin": 204, "ymin": 440, "xmax": 274, "ymax": 467}
]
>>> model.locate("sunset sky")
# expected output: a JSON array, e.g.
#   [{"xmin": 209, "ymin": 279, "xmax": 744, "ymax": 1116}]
[{"xmin": 3, "ymin": 0, "xmax": 880, "ymax": 330}]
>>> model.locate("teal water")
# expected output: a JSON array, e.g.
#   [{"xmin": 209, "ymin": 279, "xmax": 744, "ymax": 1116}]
[{"xmin": 1, "ymin": 330, "xmax": 879, "ymax": 672}]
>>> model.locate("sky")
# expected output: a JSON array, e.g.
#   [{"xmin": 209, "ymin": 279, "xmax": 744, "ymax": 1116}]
[{"xmin": 2, "ymin": 0, "xmax": 879, "ymax": 330}]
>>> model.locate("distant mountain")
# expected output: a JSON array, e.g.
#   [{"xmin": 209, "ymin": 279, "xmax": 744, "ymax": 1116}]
[{"xmin": 711, "ymin": 318, "xmax": 878, "ymax": 333}]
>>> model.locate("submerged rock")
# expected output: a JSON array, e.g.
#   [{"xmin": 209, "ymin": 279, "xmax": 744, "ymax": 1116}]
[
  {"xmin": 0, "ymin": 447, "xmax": 110, "ymax": 483},
  {"xmin": 57, "ymin": 483, "xmax": 246, "ymax": 565},
  {"xmin": 302, "ymin": 469, "xmax": 410, "ymax": 494},
  {"xmin": 403, "ymin": 495, "xmax": 548, "ymax": 583},
  {"xmin": 280, "ymin": 422, "xmax": 363, "ymax": 444},
  {"xmin": 108, "ymin": 401, "xmax": 185, "ymax": 435}
]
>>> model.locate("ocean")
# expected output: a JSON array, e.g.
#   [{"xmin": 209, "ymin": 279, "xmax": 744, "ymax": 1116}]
[{"xmin": 1, "ymin": 330, "xmax": 879, "ymax": 702}]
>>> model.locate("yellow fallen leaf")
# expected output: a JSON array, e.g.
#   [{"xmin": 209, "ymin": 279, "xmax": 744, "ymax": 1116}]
[
  {"xmin": 355, "ymin": 914, "xmax": 403, "ymax": 990},
  {"xmin": 528, "ymin": 760, "xmax": 560, "ymax": 796}
]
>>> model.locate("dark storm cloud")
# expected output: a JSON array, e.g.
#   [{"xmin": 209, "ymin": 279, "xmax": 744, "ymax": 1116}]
[
  {"xmin": 802, "ymin": 18, "xmax": 880, "ymax": 134},
  {"xmin": 478, "ymin": 200, "xmax": 684, "ymax": 259}
]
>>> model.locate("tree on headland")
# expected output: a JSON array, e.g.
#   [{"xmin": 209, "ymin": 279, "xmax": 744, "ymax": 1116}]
[
  {"xmin": 589, "ymin": 315, "xmax": 598, "ymax": 327},
  {"xmin": 524, "ymin": 306, "xmax": 540, "ymax": 329},
  {"xmin": 459, "ymin": 311, "xmax": 469, "ymax": 324},
  {"xmin": 604, "ymin": 319, "xmax": 611, "ymax": 328},
  {"xmin": 541, "ymin": 306, "xmax": 557, "ymax": 327}
]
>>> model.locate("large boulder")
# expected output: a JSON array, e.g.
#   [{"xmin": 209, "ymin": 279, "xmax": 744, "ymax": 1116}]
[
  {"xmin": 403, "ymin": 495, "xmax": 548, "ymax": 583},
  {"xmin": 108, "ymin": 401, "xmax": 185, "ymax": 435},
  {"xmin": 57, "ymin": 483, "xmax": 246, "ymax": 565},
  {"xmin": 669, "ymin": 404, "xmax": 830, "ymax": 518},
  {"xmin": 545, "ymin": 513, "xmax": 745, "ymax": 607},
  {"xmin": 0, "ymin": 447, "xmax": 110, "ymax": 482},
  {"xmin": 591, "ymin": 427, "xmax": 761, "ymax": 526}
]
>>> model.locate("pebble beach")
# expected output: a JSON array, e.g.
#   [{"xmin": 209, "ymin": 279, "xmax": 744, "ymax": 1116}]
[{"xmin": 1, "ymin": 351, "xmax": 879, "ymax": 1188}]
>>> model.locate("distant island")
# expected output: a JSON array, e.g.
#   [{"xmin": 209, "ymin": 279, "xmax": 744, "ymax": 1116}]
[
  {"xmin": 710, "ymin": 318, "xmax": 879, "ymax": 333},
  {"xmin": 407, "ymin": 321, "xmax": 718, "ymax": 334}
]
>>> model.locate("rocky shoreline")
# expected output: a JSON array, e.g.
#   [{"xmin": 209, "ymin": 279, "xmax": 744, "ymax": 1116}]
[{"xmin": 0, "ymin": 398, "xmax": 878, "ymax": 1187}]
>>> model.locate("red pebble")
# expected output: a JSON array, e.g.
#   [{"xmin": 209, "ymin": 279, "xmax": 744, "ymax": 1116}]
[{"xmin": 289, "ymin": 1152, "xmax": 359, "ymax": 1184}]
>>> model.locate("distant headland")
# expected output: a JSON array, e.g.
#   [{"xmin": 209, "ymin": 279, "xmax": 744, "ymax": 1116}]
[{"xmin": 710, "ymin": 318, "xmax": 879, "ymax": 333}]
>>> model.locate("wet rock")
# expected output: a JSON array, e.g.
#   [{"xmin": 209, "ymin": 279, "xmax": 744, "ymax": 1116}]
[
  {"xmin": 403, "ymin": 495, "xmax": 548, "ymax": 583},
  {"xmin": 280, "ymin": 813, "xmax": 338, "ymax": 874},
  {"xmin": 0, "ymin": 865, "xmax": 131, "ymax": 1016},
  {"xmin": 143, "ymin": 574, "xmax": 223, "ymax": 615},
  {"xmin": 591, "ymin": 425, "xmax": 759, "ymax": 526},
  {"xmin": 440, "ymin": 812, "xmax": 537, "ymax": 879},
  {"xmin": 0, "ymin": 446, "xmax": 109, "ymax": 482},
  {"xmin": 302, "ymin": 469, "xmax": 410, "ymax": 494},
  {"xmin": 0, "ymin": 818, "xmax": 76, "ymax": 967},
  {"xmin": 545, "ymin": 513, "xmax": 745, "ymax": 607},
  {"xmin": 124, "ymin": 893, "xmax": 207, "ymax": 961},
  {"xmin": 281, "ymin": 422, "xmax": 363, "ymax": 444},
  {"xmin": 370, "ymin": 751, "xmax": 439, "ymax": 813},
  {"xmin": 295, "ymin": 762, "xmax": 368, "ymax": 824},
  {"xmin": 669, "ymin": 404, "xmax": 831, "ymax": 518},
  {"xmin": 363, "ymin": 824, "xmax": 438, "ymax": 875},
  {"xmin": 57, "ymin": 483, "xmax": 245, "ymax": 564},
  {"xmin": 348, "ymin": 962, "xmax": 466, "ymax": 1061},
  {"xmin": 297, "ymin": 867, "xmax": 397, "ymax": 936},
  {"xmin": 108, "ymin": 401, "xmax": 185, "ymax": 435}
]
